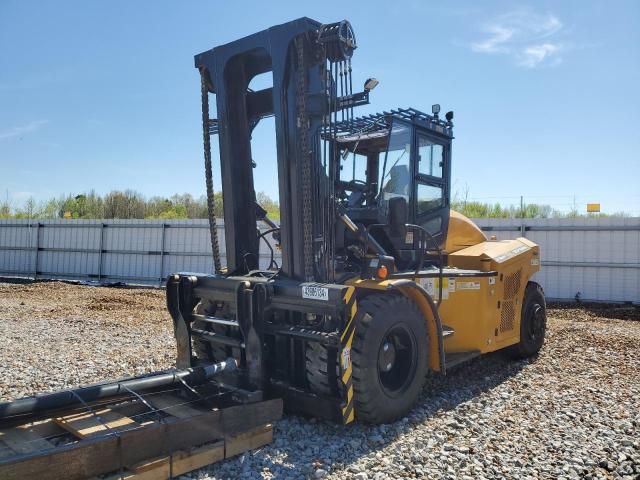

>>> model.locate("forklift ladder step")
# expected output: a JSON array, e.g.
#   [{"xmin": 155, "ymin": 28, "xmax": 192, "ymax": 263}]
[
  {"xmin": 192, "ymin": 314, "xmax": 240, "ymax": 328},
  {"xmin": 264, "ymin": 324, "xmax": 339, "ymax": 347},
  {"xmin": 444, "ymin": 350, "xmax": 481, "ymax": 370},
  {"xmin": 442, "ymin": 325, "xmax": 455, "ymax": 338},
  {"xmin": 191, "ymin": 328, "xmax": 245, "ymax": 348}
]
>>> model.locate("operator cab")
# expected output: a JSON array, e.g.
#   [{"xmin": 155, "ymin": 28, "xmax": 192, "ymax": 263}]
[{"xmin": 332, "ymin": 108, "xmax": 453, "ymax": 270}]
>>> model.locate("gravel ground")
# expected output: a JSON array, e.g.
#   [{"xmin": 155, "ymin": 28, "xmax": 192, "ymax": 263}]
[
  {"xmin": 0, "ymin": 281, "xmax": 174, "ymax": 400},
  {"xmin": 0, "ymin": 281, "xmax": 638, "ymax": 479}
]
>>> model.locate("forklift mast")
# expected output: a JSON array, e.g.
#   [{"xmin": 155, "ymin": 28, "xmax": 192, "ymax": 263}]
[{"xmin": 195, "ymin": 18, "xmax": 358, "ymax": 281}]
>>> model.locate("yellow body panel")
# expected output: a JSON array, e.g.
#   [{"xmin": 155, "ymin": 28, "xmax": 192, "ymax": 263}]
[
  {"xmin": 445, "ymin": 210, "xmax": 487, "ymax": 253},
  {"xmin": 443, "ymin": 236, "xmax": 540, "ymax": 353},
  {"xmin": 344, "ymin": 214, "xmax": 541, "ymax": 371},
  {"xmin": 396, "ymin": 285, "xmax": 441, "ymax": 370},
  {"xmin": 347, "ymin": 278, "xmax": 443, "ymax": 372}
]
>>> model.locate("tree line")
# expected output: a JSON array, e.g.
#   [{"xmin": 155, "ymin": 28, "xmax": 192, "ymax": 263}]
[
  {"xmin": 0, "ymin": 190, "xmax": 279, "ymax": 220},
  {"xmin": 0, "ymin": 189, "xmax": 626, "ymax": 220},
  {"xmin": 450, "ymin": 198, "xmax": 628, "ymax": 219}
]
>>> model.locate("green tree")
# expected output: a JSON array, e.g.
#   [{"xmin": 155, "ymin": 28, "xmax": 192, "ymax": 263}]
[
  {"xmin": 0, "ymin": 196, "xmax": 11, "ymax": 219},
  {"xmin": 104, "ymin": 190, "xmax": 145, "ymax": 218},
  {"xmin": 157, "ymin": 204, "xmax": 188, "ymax": 219},
  {"xmin": 256, "ymin": 191, "xmax": 280, "ymax": 220},
  {"xmin": 13, "ymin": 196, "xmax": 38, "ymax": 219}
]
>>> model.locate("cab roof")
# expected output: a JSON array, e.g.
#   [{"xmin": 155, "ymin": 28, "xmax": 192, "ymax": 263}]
[{"xmin": 333, "ymin": 107, "xmax": 454, "ymax": 139}]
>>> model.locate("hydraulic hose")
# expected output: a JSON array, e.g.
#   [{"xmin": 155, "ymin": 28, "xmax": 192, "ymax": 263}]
[{"xmin": 0, "ymin": 358, "xmax": 237, "ymax": 421}]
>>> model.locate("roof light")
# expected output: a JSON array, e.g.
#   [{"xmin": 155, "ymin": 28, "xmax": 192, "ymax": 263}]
[
  {"xmin": 432, "ymin": 104, "xmax": 441, "ymax": 115},
  {"xmin": 364, "ymin": 78, "xmax": 379, "ymax": 91}
]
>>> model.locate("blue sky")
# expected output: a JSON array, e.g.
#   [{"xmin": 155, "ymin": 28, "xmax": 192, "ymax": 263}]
[{"xmin": 1, "ymin": 0, "xmax": 639, "ymax": 214}]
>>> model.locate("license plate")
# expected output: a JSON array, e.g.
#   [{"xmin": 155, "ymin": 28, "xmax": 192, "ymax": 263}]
[{"xmin": 301, "ymin": 285, "xmax": 329, "ymax": 301}]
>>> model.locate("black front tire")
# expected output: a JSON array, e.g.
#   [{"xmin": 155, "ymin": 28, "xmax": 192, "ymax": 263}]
[
  {"xmin": 305, "ymin": 342, "xmax": 335, "ymax": 396},
  {"xmin": 508, "ymin": 282, "xmax": 546, "ymax": 358},
  {"xmin": 352, "ymin": 294, "xmax": 429, "ymax": 423}
]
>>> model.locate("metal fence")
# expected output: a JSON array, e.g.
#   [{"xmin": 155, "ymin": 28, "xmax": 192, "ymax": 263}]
[
  {"xmin": 0, "ymin": 219, "xmax": 279, "ymax": 287},
  {"xmin": 473, "ymin": 217, "xmax": 640, "ymax": 303},
  {"xmin": 0, "ymin": 218, "xmax": 638, "ymax": 303}
]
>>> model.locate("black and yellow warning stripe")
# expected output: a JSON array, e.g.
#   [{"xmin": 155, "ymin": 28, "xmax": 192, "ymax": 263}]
[{"xmin": 340, "ymin": 286, "xmax": 358, "ymax": 424}]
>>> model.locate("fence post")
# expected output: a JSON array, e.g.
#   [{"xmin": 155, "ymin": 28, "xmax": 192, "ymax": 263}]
[
  {"xmin": 520, "ymin": 196, "xmax": 526, "ymax": 237},
  {"xmin": 158, "ymin": 223, "xmax": 167, "ymax": 287},
  {"xmin": 97, "ymin": 223, "xmax": 105, "ymax": 283},
  {"xmin": 33, "ymin": 223, "xmax": 41, "ymax": 280}
]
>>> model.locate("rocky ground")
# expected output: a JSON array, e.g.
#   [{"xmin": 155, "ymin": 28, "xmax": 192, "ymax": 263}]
[{"xmin": 0, "ymin": 281, "xmax": 638, "ymax": 479}]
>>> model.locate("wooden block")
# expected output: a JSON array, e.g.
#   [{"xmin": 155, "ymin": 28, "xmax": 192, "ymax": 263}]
[
  {"xmin": 172, "ymin": 441, "xmax": 225, "ymax": 476},
  {"xmin": 225, "ymin": 424, "xmax": 273, "ymax": 459},
  {"xmin": 0, "ymin": 398, "xmax": 282, "ymax": 480},
  {"xmin": 220, "ymin": 398, "xmax": 282, "ymax": 435},
  {"xmin": 0, "ymin": 427, "xmax": 55, "ymax": 454},
  {"xmin": 146, "ymin": 394, "xmax": 207, "ymax": 419},
  {"xmin": 100, "ymin": 464, "xmax": 169, "ymax": 480},
  {"xmin": 101, "ymin": 467, "xmax": 168, "ymax": 480},
  {"xmin": 55, "ymin": 408, "xmax": 139, "ymax": 439},
  {"xmin": 101, "ymin": 441, "xmax": 225, "ymax": 480},
  {"xmin": 129, "ymin": 456, "xmax": 170, "ymax": 474},
  {"xmin": 125, "ymin": 456, "xmax": 171, "ymax": 480}
]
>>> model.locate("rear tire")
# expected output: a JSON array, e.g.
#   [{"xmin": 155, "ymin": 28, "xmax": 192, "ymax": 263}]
[
  {"xmin": 508, "ymin": 282, "xmax": 546, "ymax": 358},
  {"xmin": 352, "ymin": 294, "xmax": 429, "ymax": 423},
  {"xmin": 305, "ymin": 342, "xmax": 335, "ymax": 396}
]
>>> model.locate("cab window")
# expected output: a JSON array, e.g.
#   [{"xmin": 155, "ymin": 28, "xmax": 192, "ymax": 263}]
[
  {"xmin": 379, "ymin": 123, "xmax": 411, "ymax": 203},
  {"xmin": 341, "ymin": 152, "xmax": 368, "ymax": 184},
  {"xmin": 417, "ymin": 183, "xmax": 443, "ymax": 215},
  {"xmin": 418, "ymin": 136, "xmax": 443, "ymax": 177}
]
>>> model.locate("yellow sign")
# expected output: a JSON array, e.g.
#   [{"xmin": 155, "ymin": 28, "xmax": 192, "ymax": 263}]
[
  {"xmin": 587, "ymin": 203, "xmax": 600, "ymax": 213},
  {"xmin": 63, "ymin": 211, "xmax": 72, "ymax": 219}
]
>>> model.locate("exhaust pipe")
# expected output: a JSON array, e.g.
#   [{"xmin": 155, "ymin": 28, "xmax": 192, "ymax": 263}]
[{"xmin": 0, "ymin": 358, "xmax": 237, "ymax": 421}]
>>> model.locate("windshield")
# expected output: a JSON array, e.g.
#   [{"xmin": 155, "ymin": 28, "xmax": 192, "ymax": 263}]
[
  {"xmin": 340, "ymin": 151, "xmax": 368, "ymax": 184},
  {"xmin": 379, "ymin": 122, "xmax": 411, "ymax": 202}
]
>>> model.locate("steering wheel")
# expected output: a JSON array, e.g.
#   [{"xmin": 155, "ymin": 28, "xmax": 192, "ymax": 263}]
[
  {"xmin": 345, "ymin": 180, "xmax": 368, "ymax": 207},
  {"xmin": 347, "ymin": 179, "xmax": 368, "ymax": 189}
]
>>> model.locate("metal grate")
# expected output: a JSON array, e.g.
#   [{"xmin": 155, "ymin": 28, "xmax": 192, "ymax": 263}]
[
  {"xmin": 500, "ymin": 269, "xmax": 522, "ymax": 332},
  {"xmin": 500, "ymin": 301, "xmax": 515, "ymax": 332},
  {"xmin": 331, "ymin": 107, "xmax": 454, "ymax": 137},
  {"xmin": 504, "ymin": 269, "xmax": 522, "ymax": 300}
]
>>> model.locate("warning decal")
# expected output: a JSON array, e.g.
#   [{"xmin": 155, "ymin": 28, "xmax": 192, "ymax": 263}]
[
  {"xmin": 419, "ymin": 277, "xmax": 451, "ymax": 300},
  {"xmin": 457, "ymin": 281, "xmax": 481, "ymax": 290},
  {"xmin": 495, "ymin": 245, "xmax": 530, "ymax": 263}
]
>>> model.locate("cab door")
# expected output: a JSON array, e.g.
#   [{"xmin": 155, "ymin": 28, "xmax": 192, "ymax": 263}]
[{"xmin": 413, "ymin": 131, "xmax": 451, "ymax": 249}]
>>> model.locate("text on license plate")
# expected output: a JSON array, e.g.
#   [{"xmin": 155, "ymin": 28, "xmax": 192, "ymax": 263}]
[{"xmin": 301, "ymin": 285, "xmax": 329, "ymax": 301}]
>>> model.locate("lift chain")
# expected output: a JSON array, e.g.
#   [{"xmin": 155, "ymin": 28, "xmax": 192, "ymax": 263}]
[
  {"xmin": 295, "ymin": 35, "xmax": 314, "ymax": 281},
  {"xmin": 200, "ymin": 68, "xmax": 222, "ymax": 274}
]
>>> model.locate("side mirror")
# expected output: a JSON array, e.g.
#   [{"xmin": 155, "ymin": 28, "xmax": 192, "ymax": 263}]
[{"xmin": 388, "ymin": 197, "xmax": 408, "ymax": 236}]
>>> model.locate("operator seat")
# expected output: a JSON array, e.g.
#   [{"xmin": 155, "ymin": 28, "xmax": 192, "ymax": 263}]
[{"xmin": 369, "ymin": 197, "xmax": 419, "ymax": 271}]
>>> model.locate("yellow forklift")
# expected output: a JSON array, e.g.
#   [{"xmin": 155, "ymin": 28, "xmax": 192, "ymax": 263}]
[
  {"xmin": 164, "ymin": 17, "xmax": 547, "ymax": 424},
  {"xmin": 0, "ymin": 18, "xmax": 545, "ymax": 430}
]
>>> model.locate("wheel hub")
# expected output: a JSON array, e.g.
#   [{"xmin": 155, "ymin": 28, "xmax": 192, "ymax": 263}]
[
  {"xmin": 529, "ymin": 304, "xmax": 545, "ymax": 340},
  {"xmin": 378, "ymin": 340, "xmax": 397, "ymax": 372},
  {"xmin": 377, "ymin": 325, "xmax": 418, "ymax": 397}
]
